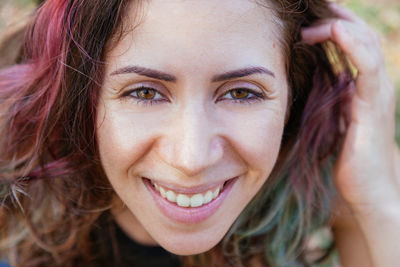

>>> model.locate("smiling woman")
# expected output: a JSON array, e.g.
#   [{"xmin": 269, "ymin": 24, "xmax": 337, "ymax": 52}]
[
  {"xmin": 0, "ymin": 0, "xmax": 399, "ymax": 267},
  {"xmin": 97, "ymin": 1, "xmax": 289, "ymax": 256}
]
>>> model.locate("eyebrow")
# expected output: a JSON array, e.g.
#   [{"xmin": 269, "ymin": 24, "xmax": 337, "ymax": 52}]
[
  {"xmin": 212, "ymin": 67, "xmax": 275, "ymax": 82},
  {"xmin": 111, "ymin": 65, "xmax": 177, "ymax": 82},
  {"xmin": 110, "ymin": 65, "xmax": 275, "ymax": 82}
]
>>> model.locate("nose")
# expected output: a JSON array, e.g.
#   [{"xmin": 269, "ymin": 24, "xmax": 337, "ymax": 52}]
[{"xmin": 156, "ymin": 103, "xmax": 224, "ymax": 177}]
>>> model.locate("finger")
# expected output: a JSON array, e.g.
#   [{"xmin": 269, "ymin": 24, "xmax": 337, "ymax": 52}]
[
  {"xmin": 301, "ymin": 22, "xmax": 332, "ymax": 45},
  {"xmin": 302, "ymin": 3, "xmax": 368, "ymax": 45},
  {"xmin": 332, "ymin": 20, "xmax": 396, "ymax": 124},
  {"xmin": 302, "ymin": 18, "xmax": 389, "ymax": 107},
  {"xmin": 303, "ymin": 20, "xmax": 383, "ymax": 76},
  {"xmin": 331, "ymin": 20, "xmax": 383, "ymax": 78},
  {"xmin": 301, "ymin": 18, "xmax": 347, "ymax": 44}
]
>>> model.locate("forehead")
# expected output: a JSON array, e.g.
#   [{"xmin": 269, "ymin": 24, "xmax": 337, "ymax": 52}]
[
  {"xmin": 138, "ymin": 0, "xmax": 277, "ymax": 35},
  {"xmin": 105, "ymin": 0, "xmax": 285, "ymax": 81}
]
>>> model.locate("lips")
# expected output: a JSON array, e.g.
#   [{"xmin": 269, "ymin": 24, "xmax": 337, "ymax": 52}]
[
  {"xmin": 143, "ymin": 177, "xmax": 237, "ymax": 224},
  {"xmin": 151, "ymin": 180, "xmax": 224, "ymax": 208}
]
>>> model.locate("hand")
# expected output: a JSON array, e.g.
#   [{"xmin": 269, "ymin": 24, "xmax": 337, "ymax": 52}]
[
  {"xmin": 302, "ymin": 2, "xmax": 399, "ymax": 215},
  {"xmin": 302, "ymin": 4, "xmax": 400, "ymax": 266}
]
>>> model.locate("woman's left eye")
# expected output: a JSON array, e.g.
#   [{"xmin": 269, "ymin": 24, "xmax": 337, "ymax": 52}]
[
  {"xmin": 218, "ymin": 88, "xmax": 265, "ymax": 103},
  {"xmin": 121, "ymin": 86, "xmax": 167, "ymax": 105}
]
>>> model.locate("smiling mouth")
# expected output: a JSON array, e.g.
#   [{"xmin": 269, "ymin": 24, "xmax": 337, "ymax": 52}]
[
  {"xmin": 143, "ymin": 177, "xmax": 237, "ymax": 224},
  {"xmin": 150, "ymin": 180, "xmax": 225, "ymax": 208}
]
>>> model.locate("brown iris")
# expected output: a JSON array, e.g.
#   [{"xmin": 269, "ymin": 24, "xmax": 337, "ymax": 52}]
[
  {"xmin": 137, "ymin": 88, "xmax": 156, "ymax": 99},
  {"xmin": 230, "ymin": 89, "xmax": 249, "ymax": 99}
]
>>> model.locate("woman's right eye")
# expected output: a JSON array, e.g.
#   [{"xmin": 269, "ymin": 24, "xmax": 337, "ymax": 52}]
[{"xmin": 121, "ymin": 86, "xmax": 168, "ymax": 105}]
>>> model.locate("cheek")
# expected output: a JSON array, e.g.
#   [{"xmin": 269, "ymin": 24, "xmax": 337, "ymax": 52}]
[
  {"xmin": 219, "ymin": 107, "xmax": 286, "ymax": 177},
  {"xmin": 97, "ymin": 100, "xmax": 287, "ymax": 182},
  {"xmin": 221, "ymin": 110, "xmax": 286, "ymax": 214},
  {"xmin": 96, "ymin": 107, "xmax": 159, "ymax": 180}
]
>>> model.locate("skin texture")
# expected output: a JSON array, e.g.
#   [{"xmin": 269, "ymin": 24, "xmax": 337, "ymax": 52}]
[
  {"xmin": 303, "ymin": 3, "xmax": 400, "ymax": 266},
  {"xmin": 96, "ymin": 0, "xmax": 288, "ymax": 255}
]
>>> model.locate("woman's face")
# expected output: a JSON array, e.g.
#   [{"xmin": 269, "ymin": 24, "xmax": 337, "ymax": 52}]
[{"xmin": 97, "ymin": 0, "xmax": 288, "ymax": 255}]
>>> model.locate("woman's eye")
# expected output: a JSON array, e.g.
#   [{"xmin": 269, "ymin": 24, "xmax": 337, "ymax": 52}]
[
  {"xmin": 136, "ymin": 88, "xmax": 157, "ymax": 99},
  {"xmin": 122, "ymin": 86, "xmax": 167, "ymax": 105},
  {"xmin": 229, "ymin": 89, "xmax": 250, "ymax": 99},
  {"xmin": 219, "ymin": 88, "xmax": 265, "ymax": 103}
]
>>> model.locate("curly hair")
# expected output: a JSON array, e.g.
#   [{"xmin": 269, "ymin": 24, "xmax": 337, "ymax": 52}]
[{"xmin": 0, "ymin": 0, "xmax": 353, "ymax": 266}]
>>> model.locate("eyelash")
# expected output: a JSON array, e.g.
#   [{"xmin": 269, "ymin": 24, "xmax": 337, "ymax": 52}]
[
  {"xmin": 218, "ymin": 88, "xmax": 265, "ymax": 104},
  {"xmin": 121, "ymin": 86, "xmax": 265, "ymax": 106},
  {"xmin": 121, "ymin": 86, "xmax": 167, "ymax": 106}
]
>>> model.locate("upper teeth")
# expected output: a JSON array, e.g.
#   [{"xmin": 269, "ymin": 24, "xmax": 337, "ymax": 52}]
[{"xmin": 151, "ymin": 181, "xmax": 222, "ymax": 208}]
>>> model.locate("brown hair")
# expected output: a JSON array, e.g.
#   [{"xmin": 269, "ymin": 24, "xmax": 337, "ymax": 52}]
[{"xmin": 0, "ymin": 0, "xmax": 352, "ymax": 266}]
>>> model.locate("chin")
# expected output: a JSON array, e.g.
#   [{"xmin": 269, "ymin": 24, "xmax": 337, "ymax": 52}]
[
  {"xmin": 149, "ymin": 220, "xmax": 231, "ymax": 256},
  {"xmin": 158, "ymin": 236, "xmax": 221, "ymax": 256}
]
